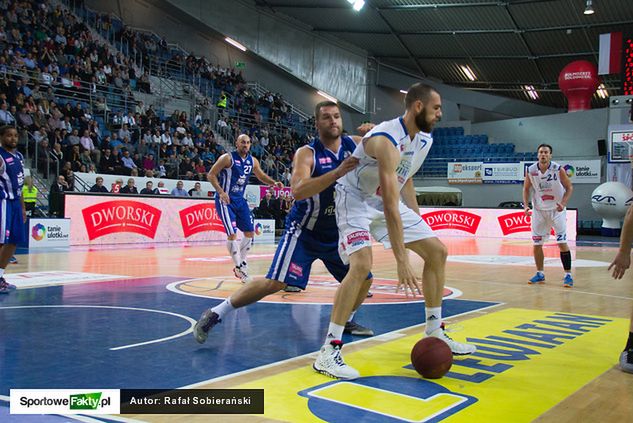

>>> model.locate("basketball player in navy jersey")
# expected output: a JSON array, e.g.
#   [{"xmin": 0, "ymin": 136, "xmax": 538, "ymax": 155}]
[
  {"xmin": 194, "ymin": 102, "xmax": 375, "ymax": 343},
  {"xmin": 609, "ymin": 203, "xmax": 633, "ymax": 373},
  {"xmin": 0, "ymin": 126, "xmax": 26, "ymax": 294},
  {"xmin": 208, "ymin": 134, "xmax": 282, "ymax": 284}
]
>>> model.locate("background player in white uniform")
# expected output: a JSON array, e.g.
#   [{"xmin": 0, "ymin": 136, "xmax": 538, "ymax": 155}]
[
  {"xmin": 523, "ymin": 143, "xmax": 574, "ymax": 287},
  {"xmin": 313, "ymin": 83, "xmax": 476, "ymax": 380}
]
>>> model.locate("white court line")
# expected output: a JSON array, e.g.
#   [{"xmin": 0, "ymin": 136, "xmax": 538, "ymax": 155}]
[
  {"xmin": 0, "ymin": 305, "xmax": 196, "ymax": 350},
  {"xmin": 180, "ymin": 302, "xmax": 502, "ymax": 389},
  {"xmin": 166, "ymin": 278, "xmax": 464, "ymax": 304},
  {"xmin": 447, "ymin": 277, "xmax": 633, "ymax": 301}
]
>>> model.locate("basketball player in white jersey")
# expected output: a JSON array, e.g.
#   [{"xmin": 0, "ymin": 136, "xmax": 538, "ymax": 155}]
[
  {"xmin": 522, "ymin": 144, "xmax": 574, "ymax": 287},
  {"xmin": 313, "ymin": 83, "xmax": 476, "ymax": 380},
  {"xmin": 608, "ymin": 204, "xmax": 633, "ymax": 373}
]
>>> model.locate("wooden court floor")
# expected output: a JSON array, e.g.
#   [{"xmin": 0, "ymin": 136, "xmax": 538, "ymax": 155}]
[{"xmin": 2, "ymin": 237, "xmax": 633, "ymax": 422}]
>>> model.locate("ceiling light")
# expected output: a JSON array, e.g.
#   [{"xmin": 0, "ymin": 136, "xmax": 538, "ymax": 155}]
[
  {"xmin": 596, "ymin": 84, "xmax": 609, "ymax": 99},
  {"xmin": 317, "ymin": 90, "xmax": 337, "ymax": 103},
  {"xmin": 400, "ymin": 89, "xmax": 408, "ymax": 94},
  {"xmin": 460, "ymin": 65, "xmax": 477, "ymax": 81},
  {"xmin": 225, "ymin": 37, "xmax": 247, "ymax": 52},
  {"xmin": 584, "ymin": 0, "xmax": 594, "ymax": 15},
  {"xmin": 523, "ymin": 85, "xmax": 539, "ymax": 100},
  {"xmin": 352, "ymin": 0, "xmax": 365, "ymax": 11}
]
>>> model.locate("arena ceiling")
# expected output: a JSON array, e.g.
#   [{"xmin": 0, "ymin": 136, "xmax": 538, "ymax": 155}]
[{"xmin": 249, "ymin": 0, "xmax": 633, "ymax": 109}]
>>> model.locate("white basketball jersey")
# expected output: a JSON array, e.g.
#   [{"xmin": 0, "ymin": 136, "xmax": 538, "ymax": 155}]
[
  {"xmin": 339, "ymin": 116, "xmax": 433, "ymax": 199},
  {"xmin": 527, "ymin": 161, "xmax": 566, "ymax": 211}
]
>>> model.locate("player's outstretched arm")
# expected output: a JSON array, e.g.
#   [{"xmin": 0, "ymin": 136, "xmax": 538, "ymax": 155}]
[
  {"xmin": 252, "ymin": 157, "xmax": 282, "ymax": 188},
  {"xmin": 610, "ymin": 206, "xmax": 633, "ymax": 279},
  {"xmin": 367, "ymin": 136, "xmax": 419, "ymax": 296},
  {"xmin": 522, "ymin": 174, "xmax": 532, "ymax": 216},
  {"xmin": 401, "ymin": 177, "xmax": 419, "ymax": 215},
  {"xmin": 208, "ymin": 153, "xmax": 232, "ymax": 204},
  {"xmin": 290, "ymin": 146, "xmax": 358, "ymax": 201}
]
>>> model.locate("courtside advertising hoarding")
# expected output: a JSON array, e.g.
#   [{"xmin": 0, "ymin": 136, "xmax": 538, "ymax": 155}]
[
  {"xmin": 449, "ymin": 160, "xmax": 600, "ymax": 184},
  {"xmin": 420, "ymin": 207, "xmax": 577, "ymax": 240},
  {"xmin": 28, "ymin": 218, "xmax": 71, "ymax": 249}
]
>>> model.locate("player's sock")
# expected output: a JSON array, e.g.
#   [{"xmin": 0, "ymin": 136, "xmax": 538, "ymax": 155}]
[
  {"xmin": 0, "ymin": 268, "xmax": 4, "ymax": 278},
  {"xmin": 560, "ymin": 251, "xmax": 572, "ymax": 272},
  {"xmin": 425, "ymin": 307, "xmax": 442, "ymax": 335},
  {"xmin": 226, "ymin": 240, "xmax": 241, "ymax": 267},
  {"xmin": 324, "ymin": 322, "xmax": 345, "ymax": 345},
  {"xmin": 347, "ymin": 310, "xmax": 356, "ymax": 323},
  {"xmin": 626, "ymin": 331, "xmax": 633, "ymax": 351},
  {"xmin": 239, "ymin": 236, "xmax": 253, "ymax": 262},
  {"xmin": 211, "ymin": 298, "xmax": 236, "ymax": 319}
]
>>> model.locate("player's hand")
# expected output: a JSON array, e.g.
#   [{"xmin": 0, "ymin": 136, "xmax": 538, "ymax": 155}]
[
  {"xmin": 22, "ymin": 209, "xmax": 27, "ymax": 223},
  {"xmin": 219, "ymin": 192, "xmax": 230, "ymax": 204},
  {"xmin": 556, "ymin": 202, "xmax": 565, "ymax": 212},
  {"xmin": 273, "ymin": 181, "xmax": 284, "ymax": 189},
  {"xmin": 335, "ymin": 156, "xmax": 359, "ymax": 178},
  {"xmin": 524, "ymin": 207, "xmax": 531, "ymax": 216},
  {"xmin": 356, "ymin": 123, "xmax": 375, "ymax": 136},
  {"xmin": 608, "ymin": 251, "xmax": 631, "ymax": 279},
  {"xmin": 396, "ymin": 260, "xmax": 422, "ymax": 297}
]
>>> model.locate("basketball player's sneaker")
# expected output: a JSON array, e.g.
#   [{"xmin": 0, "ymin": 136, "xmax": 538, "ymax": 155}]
[
  {"xmin": 233, "ymin": 262, "xmax": 252, "ymax": 284},
  {"xmin": 620, "ymin": 350, "xmax": 633, "ymax": 373},
  {"xmin": 193, "ymin": 309, "xmax": 220, "ymax": 344},
  {"xmin": 283, "ymin": 285, "xmax": 301, "ymax": 292},
  {"xmin": 563, "ymin": 274, "xmax": 574, "ymax": 288},
  {"xmin": 313, "ymin": 340, "xmax": 360, "ymax": 380},
  {"xmin": 427, "ymin": 327, "xmax": 476, "ymax": 355},
  {"xmin": 528, "ymin": 272, "xmax": 545, "ymax": 284},
  {"xmin": 344, "ymin": 321, "xmax": 374, "ymax": 336},
  {"xmin": 0, "ymin": 277, "xmax": 16, "ymax": 294},
  {"xmin": 9, "ymin": 256, "xmax": 17, "ymax": 264}
]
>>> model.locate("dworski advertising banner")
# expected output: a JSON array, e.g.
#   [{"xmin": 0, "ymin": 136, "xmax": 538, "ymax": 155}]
[
  {"xmin": 420, "ymin": 207, "xmax": 577, "ymax": 240},
  {"xmin": 64, "ymin": 194, "xmax": 275, "ymax": 245}
]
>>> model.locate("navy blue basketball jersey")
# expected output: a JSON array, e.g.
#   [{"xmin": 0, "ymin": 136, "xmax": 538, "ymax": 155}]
[
  {"xmin": 217, "ymin": 151, "xmax": 254, "ymax": 201},
  {"xmin": 286, "ymin": 135, "xmax": 356, "ymax": 234},
  {"xmin": 0, "ymin": 146, "xmax": 24, "ymax": 200}
]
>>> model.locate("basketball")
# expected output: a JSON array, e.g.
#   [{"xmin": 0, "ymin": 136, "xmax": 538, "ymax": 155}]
[{"xmin": 411, "ymin": 337, "xmax": 453, "ymax": 379}]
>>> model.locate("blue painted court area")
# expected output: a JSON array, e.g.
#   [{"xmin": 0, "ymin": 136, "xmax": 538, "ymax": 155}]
[{"xmin": 0, "ymin": 276, "xmax": 497, "ymax": 394}]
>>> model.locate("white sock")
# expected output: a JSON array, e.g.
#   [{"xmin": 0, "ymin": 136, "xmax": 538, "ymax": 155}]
[
  {"xmin": 226, "ymin": 240, "xmax": 241, "ymax": 267},
  {"xmin": 324, "ymin": 322, "xmax": 345, "ymax": 345},
  {"xmin": 0, "ymin": 268, "xmax": 4, "ymax": 278},
  {"xmin": 239, "ymin": 237, "xmax": 253, "ymax": 262},
  {"xmin": 425, "ymin": 306, "xmax": 442, "ymax": 334},
  {"xmin": 565, "ymin": 272, "xmax": 572, "ymax": 277},
  {"xmin": 347, "ymin": 310, "xmax": 356, "ymax": 323},
  {"xmin": 537, "ymin": 270, "xmax": 544, "ymax": 275},
  {"xmin": 211, "ymin": 298, "xmax": 236, "ymax": 320}
]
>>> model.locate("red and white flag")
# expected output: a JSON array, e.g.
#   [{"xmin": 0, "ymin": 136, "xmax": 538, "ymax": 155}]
[{"xmin": 598, "ymin": 32, "xmax": 623, "ymax": 75}]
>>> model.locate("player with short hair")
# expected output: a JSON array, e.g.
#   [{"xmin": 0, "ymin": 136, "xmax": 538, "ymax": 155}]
[
  {"xmin": 208, "ymin": 134, "xmax": 282, "ymax": 283},
  {"xmin": 523, "ymin": 143, "xmax": 574, "ymax": 287},
  {"xmin": 313, "ymin": 83, "xmax": 476, "ymax": 380},
  {"xmin": 0, "ymin": 126, "xmax": 26, "ymax": 294},
  {"xmin": 194, "ymin": 102, "xmax": 375, "ymax": 343}
]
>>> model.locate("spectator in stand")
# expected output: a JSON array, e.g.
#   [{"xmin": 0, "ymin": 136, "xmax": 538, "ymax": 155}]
[
  {"xmin": 157, "ymin": 180, "xmax": 169, "ymax": 194},
  {"xmin": 80, "ymin": 149, "xmax": 93, "ymax": 171},
  {"xmin": 194, "ymin": 159, "xmax": 206, "ymax": 180},
  {"xmin": 0, "ymin": 102, "xmax": 15, "ymax": 125},
  {"xmin": 89, "ymin": 176, "xmax": 109, "ymax": 193},
  {"xmin": 121, "ymin": 150, "xmax": 137, "ymax": 174},
  {"xmin": 120, "ymin": 178, "xmax": 138, "ymax": 194},
  {"xmin": 111, "ymin": 178, "xmax": 124, "ymax": 193},
  {"xmin": 49, "ymin": 174, "xmax": 68, "ymax": 217},
  {"xmin": 140, "ymin": 180, "xmax": 159, "ymax": 195},
  {"xmin": 171, "ymin": 180, "xmax": 189, "ymax": 197},
  {"xmin": 99, "ymin": 148, "xmax": 117, "ymax": 174},
  {"xmin": 142, "ymin": 153, "xmax": 156, "ymax": 175},
  {"xmin": 188, "ymin": 182, "xmax": 204, "ymax": 197}
]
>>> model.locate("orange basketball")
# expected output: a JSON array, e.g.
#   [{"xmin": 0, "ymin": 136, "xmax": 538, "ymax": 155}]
[{"xmin": 411, "ymin": 337, "xmax": 453, "ymax": 379}]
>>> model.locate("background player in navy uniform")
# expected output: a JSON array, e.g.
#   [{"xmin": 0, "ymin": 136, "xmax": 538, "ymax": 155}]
[
  {"xmin": 0, "ymin": 126, "xmax": 26, "ymax": 294},
  {"xmin": 208, "ymin": 133, "xmax": 282, "ymax": 283},
  {"xmin": 194, "ymin": 102, "xmax": 375, "ymax": 343}
]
